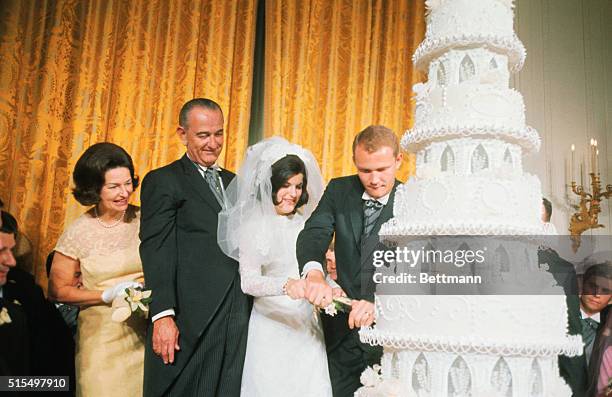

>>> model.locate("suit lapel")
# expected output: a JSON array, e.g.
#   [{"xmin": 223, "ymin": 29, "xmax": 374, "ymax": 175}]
[
  {"xmin": 179, "ymin": 155, "xmax": 222, "ymax": 212},
  {"xmin": 218, "ymin": 168, "xmax": 234, "ymax": 189}
]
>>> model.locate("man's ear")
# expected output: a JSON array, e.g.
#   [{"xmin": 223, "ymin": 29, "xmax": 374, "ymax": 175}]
[
  {"xmin": 395, "ymin": 152, "xmax": 403, "ymax": 169},
  {"xmin": 176, "ymin": 127, "xmax": 187, "ymax": 145}
]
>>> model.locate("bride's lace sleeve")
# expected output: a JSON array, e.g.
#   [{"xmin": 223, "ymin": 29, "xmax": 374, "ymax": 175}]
[{"xmin": 239, "ymin": 256, "xmax": 287, "ymax": 297}]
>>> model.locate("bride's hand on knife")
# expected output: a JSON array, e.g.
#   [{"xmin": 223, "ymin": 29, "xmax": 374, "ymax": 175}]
[
  {"xmin": 284, "ymin": 278, "xmax": 307, "ymax": 299},
  {"xmin": 304, "ymin": 270, "xmax": 333, "ymax": 307}
]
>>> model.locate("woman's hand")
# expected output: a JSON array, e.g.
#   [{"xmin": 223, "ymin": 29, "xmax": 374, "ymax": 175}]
[
  {"xmin": 284, "ymin": 278, "xmax": 307, "ymax": 300},
  {"xmin": 101, "ymin": 281, "xmax": 143, "ymax": 303}
]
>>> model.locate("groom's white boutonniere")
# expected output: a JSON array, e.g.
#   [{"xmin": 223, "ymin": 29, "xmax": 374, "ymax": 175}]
[
  {"xmin": 111, "ymin": 286, "xmax": 152, "ymax": 323},
  {"xmin": 0, "ymin": 307, "xmax": 12, "ymax": 326}
]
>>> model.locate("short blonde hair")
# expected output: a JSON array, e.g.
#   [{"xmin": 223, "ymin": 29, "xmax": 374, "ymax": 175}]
[{"xmin": 352, "ymin": 125, "xmax": 400, "ymax": 156}]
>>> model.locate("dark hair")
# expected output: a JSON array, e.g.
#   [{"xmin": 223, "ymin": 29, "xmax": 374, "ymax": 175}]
[
  {"xmin": 0, "ymin": 210, "xmax": 18, "ymax": 236},
  {"xmin": 0, "ymin": 198, "xmax": 3, "ymax": 208},
  {"xmin": 270, "ymin": 155, "xmax": 309, "ymax": 213},
  {"xmin": 72, "ymin": 143, "xmax": 139, "ymax": 221},
  {"xmin": 179, "ymin": 98, "xmax": 223, "ymax": 128},
  {"xmin": 582, "ymin": 262, "xmax": 612, "ymax": 295},
  {"xmin": 542, "ymin": 197, "xmax": 552, "ymax": 222}
]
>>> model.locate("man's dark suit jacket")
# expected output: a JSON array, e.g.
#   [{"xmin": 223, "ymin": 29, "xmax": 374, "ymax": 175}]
[
  {"xmin": 539, "ymin": 248, "xmax": 587, "ymax": 397},
  {"xmin": 140, "ymin": 154, "xmax": 249, "ymax": 396},
  {"xmin": 297, "ymin": 175, "xmax": 400, "ymax": 351},
  {"xmin": 0, "ymin": 297, "xmax": 29, "ymax": 375},
  {"xmin": 2, "ymin": 268, "xmax": 75, "ymax": 393}
]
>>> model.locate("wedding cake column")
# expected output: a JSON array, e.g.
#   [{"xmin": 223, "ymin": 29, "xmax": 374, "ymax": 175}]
[{"xmin": 357, "ymin": 1, "xmax": 582, "ymax": 396}]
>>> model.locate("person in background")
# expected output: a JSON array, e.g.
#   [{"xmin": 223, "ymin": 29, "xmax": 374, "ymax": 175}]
[
  {"xmin": 582, "ymin": 262, "xmax": 612, "ymax": 396},
  {"xmin": 48, "ymin": 142, "xmax": 145, "ymax": 397},
  {"xmin": 0, "ymin": 209, "xmax": 29, "ymax": 376},
  {"xmin": 541, "ymin": 197, "xmax": 558, "ymax": 234},
  {"xmin": 1, "ymin": 210, "xmax": 75, "ymax": 395},
  {"xmin": 325, "ymin": 241, "xmax": 337, "ymax": 281},
  {"xmin": 538, "ymin": 195, "xmax": 587, "ymax": 396}
]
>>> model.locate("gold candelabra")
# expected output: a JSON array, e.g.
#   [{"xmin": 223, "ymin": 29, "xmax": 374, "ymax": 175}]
[{"xmin": 569, "ymin": 173, "xmax": 612, "ymax": 252}]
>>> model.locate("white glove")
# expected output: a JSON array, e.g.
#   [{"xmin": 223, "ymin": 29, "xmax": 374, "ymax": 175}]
[{"xmin": 102, "ymin": 281, "xmax": 142, "ymax": 304}]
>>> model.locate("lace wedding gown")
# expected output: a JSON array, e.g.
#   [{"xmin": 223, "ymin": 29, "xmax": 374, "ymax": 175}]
[{"xmin": 239, "ymin": 213, "xmax": 332, "ymax": 397}]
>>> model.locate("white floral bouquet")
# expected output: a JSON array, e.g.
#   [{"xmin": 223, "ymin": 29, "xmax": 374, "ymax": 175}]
[
  {"xmin": 0, "ymin": 306, "xmax": 11, "ymax": 326},
  {"xmin": 111, "ymin": 286, "xmax": 152, "ymax": 322},
  {"xmin": 322, "ymin": 296, "xmax": 353, "ymax": 316}
]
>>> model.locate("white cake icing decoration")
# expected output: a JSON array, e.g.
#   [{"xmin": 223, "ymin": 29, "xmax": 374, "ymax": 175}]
[{"xmin": 356, "ymin": 1, "xmax": 579, "ymax": 396}]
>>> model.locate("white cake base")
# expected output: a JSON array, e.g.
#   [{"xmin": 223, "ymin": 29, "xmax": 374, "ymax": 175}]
[{"xmin": 355, "ymin": 348, "xmax": 575, "ymax": 397}]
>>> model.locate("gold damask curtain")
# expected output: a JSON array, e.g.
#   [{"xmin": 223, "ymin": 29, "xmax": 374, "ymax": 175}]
[
  {"xmin": 0, "ymin": 0, "xmax": 257, "ymax": 285},
  {"xmin": 264, "ymin": 0, "xmax": 425, "ymax": 181},
  {"xmin": 0, "ymin": 0, "xmax": 425, "ymax": 288}
]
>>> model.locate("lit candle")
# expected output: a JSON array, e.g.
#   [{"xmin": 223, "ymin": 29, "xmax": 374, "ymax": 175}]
[
  {"xmin": 571, "ymin": 144, "xmax": 575, "ymax": 183},
  {"xmin": 580, "ymin": 162, "xmax": 584, "ymax": 187},
  {"xmin": 594, "ymin": 140, "xmax": 598, "ymax": 175},
  {"xmin": 590, "ymin": 138, "xmax": 597, "ymax": 175}
]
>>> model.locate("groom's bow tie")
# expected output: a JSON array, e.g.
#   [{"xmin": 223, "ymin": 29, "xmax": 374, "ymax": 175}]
[{"xmin": 363, "ymin": 199, "xmax": 384, "ymax": 210}]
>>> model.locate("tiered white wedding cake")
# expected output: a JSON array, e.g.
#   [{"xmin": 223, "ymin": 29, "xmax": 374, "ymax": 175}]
[{"xmin": 357, "ymin": 1, "xmax": 583, "ymax": 396}]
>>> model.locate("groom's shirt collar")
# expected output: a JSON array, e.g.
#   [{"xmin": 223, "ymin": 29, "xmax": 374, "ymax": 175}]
[
  {"xmin": 580, "ymin": 308, "xmax": 601, "ymax": 323},
  {"xmin": 362, "ymin": 191, "xmax": 390, "ymax": 206}
]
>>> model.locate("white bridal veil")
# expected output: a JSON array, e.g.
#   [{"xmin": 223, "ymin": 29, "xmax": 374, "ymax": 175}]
[{"xmin": 217, "ymin": 136, "xmax": 324, "ymax": 262}]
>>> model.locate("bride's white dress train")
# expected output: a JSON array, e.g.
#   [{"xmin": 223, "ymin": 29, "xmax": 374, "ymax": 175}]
[{"xmin": 239, "ymin": 214, "xmax": 332, "ymax": 397}]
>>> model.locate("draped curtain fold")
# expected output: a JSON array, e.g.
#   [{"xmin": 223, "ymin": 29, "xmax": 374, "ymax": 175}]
[
  {"xmin": 263, "ymin": 0, "xmax": 425, "ymax": 181},
  {"xmin": 0, "ymin": 0, "xmax": 257, "ymax": 285}
]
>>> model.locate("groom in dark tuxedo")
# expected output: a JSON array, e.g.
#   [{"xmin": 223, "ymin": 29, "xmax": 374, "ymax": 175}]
[
  {"xmin": 140, "ymin": 98, "xmax": 250, "ymax": 397},
  {"xmin": 297, "ymin": 125, "xmax": 403, "ymax": 396}
]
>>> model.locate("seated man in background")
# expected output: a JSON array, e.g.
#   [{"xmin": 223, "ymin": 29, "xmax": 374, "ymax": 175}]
[
  {"xmin": 0, "ymin": 210, "xmax": 75, "ymax": 394},
  {"xmin": 0, "ymin": 209, "xmax": 29, "ymax": 376}
]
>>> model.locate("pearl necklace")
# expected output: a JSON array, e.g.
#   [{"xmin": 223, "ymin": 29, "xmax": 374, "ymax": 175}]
[{"xmin": 94, "ymin": 207, "xmax": 126, "ymax": 228}]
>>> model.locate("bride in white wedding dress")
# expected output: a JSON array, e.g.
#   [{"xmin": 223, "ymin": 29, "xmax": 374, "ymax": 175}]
[{"xmin": 218, "ymin": 137, "xmax": 333, "ymax": 397}]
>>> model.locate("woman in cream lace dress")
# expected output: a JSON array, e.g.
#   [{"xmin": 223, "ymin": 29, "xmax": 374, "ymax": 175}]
[{"xmin": 49, "ymin": 143, "xmax": 145, "ymax": 397}]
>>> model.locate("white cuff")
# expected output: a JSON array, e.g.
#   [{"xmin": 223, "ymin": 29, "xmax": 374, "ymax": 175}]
[
  {"xmin": 152, "ymin": 309, "xmax": 175, "ymax": 322},
  {"xmin": 302, "ymin": 261, "xmax": 324, "ymax": 279}
]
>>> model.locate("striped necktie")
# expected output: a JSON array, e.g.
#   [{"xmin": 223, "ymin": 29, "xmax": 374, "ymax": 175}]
[
  {"xmin": 363, "ymin": 199, "xmax": 384, "ymax": 236},
  {"xmin": 203, "ymin": 168, "xmax": 224, "ymax": 207},
  {"xmin": 581, "ymin": 316, "xmax": 599, "ymax": 362}
]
